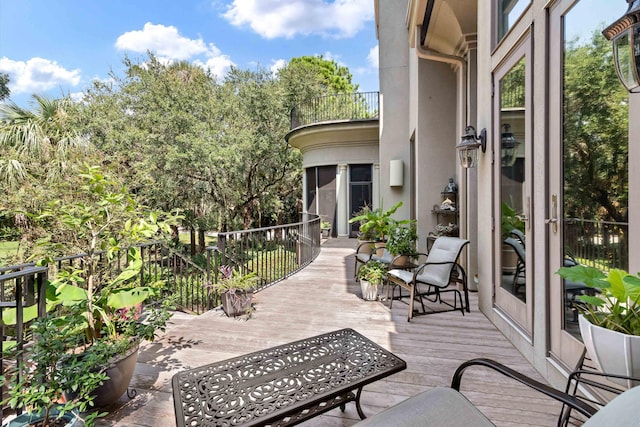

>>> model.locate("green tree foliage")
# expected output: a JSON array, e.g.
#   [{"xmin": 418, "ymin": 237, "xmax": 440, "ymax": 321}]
[
  {"xmin": 563, "ymin": 30, "xmax": 628, "ymax": 223},
  {"xmin": 0, "ymin": 72, "xmax": 10, "ymax": 100}
]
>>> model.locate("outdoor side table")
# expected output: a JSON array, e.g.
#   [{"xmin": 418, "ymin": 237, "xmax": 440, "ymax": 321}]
[{"xmin": 172, "ymin": 328, "xmax": 406, "ymax": 426}]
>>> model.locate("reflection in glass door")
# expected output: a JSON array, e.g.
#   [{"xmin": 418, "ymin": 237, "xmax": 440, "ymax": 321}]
[
  {"xmin": 549, "ymin": 0, "xmax": 629, "ymax": 366},
  {"xmin": 494, "ymin": 37, "xmax": 532, "ymax": 334},
  {"xmin": 349, "ymin": 164, "xmax": 372, "ymax": 237}
]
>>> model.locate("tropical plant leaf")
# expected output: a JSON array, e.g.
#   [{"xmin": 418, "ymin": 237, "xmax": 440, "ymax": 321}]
[
  {"xmin": 107, "ymin": 288, "xmax": 149, "ymax": 309},
  {"xmin": 556, "ymin": 265, "xmax": 608, "ymax": 289}
]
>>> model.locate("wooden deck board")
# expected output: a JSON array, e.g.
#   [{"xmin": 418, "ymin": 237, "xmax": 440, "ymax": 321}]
[{"xmin": 96, "ymin": 238, "xmax": 562, "ymax": 426}]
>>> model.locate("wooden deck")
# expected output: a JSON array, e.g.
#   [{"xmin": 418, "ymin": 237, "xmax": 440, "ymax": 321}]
[{"xmin": 97, "ymin": 238, "xmax": 562, "ymax": 426}]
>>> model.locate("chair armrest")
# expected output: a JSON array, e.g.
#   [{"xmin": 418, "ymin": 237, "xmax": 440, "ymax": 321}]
[
  {"xmin": 451, "ymin": 358, "xmax": 598, "ymax": 419},
  {"xmin": 356, "ymin": 241, "xmax": 376, "ymax": 253}
]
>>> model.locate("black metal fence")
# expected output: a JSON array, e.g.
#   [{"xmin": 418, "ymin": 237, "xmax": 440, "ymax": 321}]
[
  {"xmin": 564, "ymin": 218, "xmax": 629, "ymax": 272},
  {"xmin": 290, "ymin": 91, "xmax": 379, "ymax": 129}
]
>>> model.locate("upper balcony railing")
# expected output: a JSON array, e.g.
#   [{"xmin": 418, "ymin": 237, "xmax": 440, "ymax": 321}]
[{"xmin": 290, "ymin": 91, "xmax": 379, "ymax": 129}]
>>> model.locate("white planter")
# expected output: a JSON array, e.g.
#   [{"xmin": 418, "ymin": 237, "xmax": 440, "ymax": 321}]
[
  {"xmin": 360, "ymin": 280, "xmax": 379, "ymax": 301},
  {"xmin": 578, "ymin": 314, "xmax": 640, "ymax": 388}
]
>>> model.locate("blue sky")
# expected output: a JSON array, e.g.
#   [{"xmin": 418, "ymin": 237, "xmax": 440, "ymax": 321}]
[{"xmin": 0, "ymin": 0, "xmax": 379, "ymax": 108}]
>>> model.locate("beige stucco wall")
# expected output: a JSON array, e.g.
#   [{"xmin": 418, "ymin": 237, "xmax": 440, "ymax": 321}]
[
  {"xmin": 378, "ymin": 0, "xmax": 410, "ymax": 218},
  {"xmin": 287, "ymin": 121, "xmax": 379, "ymax": 168}
]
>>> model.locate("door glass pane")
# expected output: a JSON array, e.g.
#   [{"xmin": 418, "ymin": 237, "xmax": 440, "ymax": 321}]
[
  {"xmin": 500, "ymin": 57, "xmax": 526, "ymax": 302},
  {"xmin": 306, "ymin": 168, "xmax": 317, "ymax": 213},
  {"xmin": 561, "ymin": 0, "xmax": 629, "ymax": 336},
  {"xmin": 497, "ymin": 0, "xmax": 529, "ymax": 41},
  {"xmin": 350, "ymin": 164, "xmax": 372, "ymax": 237}
]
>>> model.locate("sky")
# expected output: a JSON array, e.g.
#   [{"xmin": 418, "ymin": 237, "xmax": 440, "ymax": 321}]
[{"xmin": 0, "ymin": 0, "xmax": 379, "ymax": 108}]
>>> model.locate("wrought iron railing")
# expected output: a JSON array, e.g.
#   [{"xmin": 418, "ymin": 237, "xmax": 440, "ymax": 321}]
[
  {"xmin": 0, "ymin": 213, "xmax": 321, "ymax": 415},
  {"xmin": 290, "ymin": 91, "xmax": 379, "ymax": 129},
  {"xmin": 211, "ymin": 213, "xmax": 321, "ymax": 292},
  {"xmin": 564, "ymin": 218, "xmax": 629, "ymax": 272}
]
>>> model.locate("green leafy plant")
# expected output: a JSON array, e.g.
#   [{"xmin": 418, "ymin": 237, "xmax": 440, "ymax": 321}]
[
  {"xmin": 1, "ymin": 315, "xmax": 110, "ymax": 427},
  {"xmin": 349, "ymin": 201, "xmax": 409, "ymax": 241},
  {"xmin": 357, "ymin": 260, "xmax": 387, "ymax": 285},
  {"xmin": 216, "ymin": 265, "xmax": 259, "ymax": 315},
  {"xmin": 501, "ymin": 201, "xmax": 525, "ymax": 240},
  {"xmin": 556, "ymin": 265, "xmax": 640, "ymax": 335},
  {"xmin": 386, "ymin": 223, "xmax": 417, "ymax": 256},
  {"xmin": 321, "ymin": 221, "xmax": 331, "ymax": 230}
]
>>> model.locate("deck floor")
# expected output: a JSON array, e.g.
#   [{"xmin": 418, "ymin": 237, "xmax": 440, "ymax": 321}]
[{"xmin": 97, "ymin": 238, "xmax": 562, "ymax": 426}]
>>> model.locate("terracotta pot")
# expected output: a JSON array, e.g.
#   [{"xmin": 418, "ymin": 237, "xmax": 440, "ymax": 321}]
[{"xmin": 578, "ymin": 314, "xmax": 640, "ymax": 388}]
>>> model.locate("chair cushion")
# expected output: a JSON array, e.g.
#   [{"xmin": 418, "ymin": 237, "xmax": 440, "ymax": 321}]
[
  {"xmin": 583, "ymin": 385, "xmax": 640, "ymax": 427},
  {"xmin": 371, "ymin": 249, "xmax": 393, "ymax": 265},
  {"xmin": 353, "ymin": 387, "xmax": 494, "ymax": 427},
  {"xmin": 387, "ymin": 268, "xmax": 414, "ymax": 284},
  {"xmin": 356, "ymin": 253, "xmax": 372, "ymax": 264}
]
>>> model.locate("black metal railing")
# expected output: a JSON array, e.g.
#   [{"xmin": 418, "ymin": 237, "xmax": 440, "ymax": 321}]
[
  {"xmin": 0, "ymin": 213, "xmax": 321, "ymax": 415},
  {"xmin": 564, "ymin": 218, "xmax": 629, "ymax": 272},
  {"xmin": 290, "ymin": 92, "xmax": 379, "ymax": 129},
  {"xmin": 210, "ymin": 212, "xmax": 321, "ymax": 293}
]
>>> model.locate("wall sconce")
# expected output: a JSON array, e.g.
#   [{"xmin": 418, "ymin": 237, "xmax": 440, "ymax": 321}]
[
  {"xmin": 456, "ymin": 125, "xmax": 486, "ymax": 168},
  {"xmin": 389, "ymin": 159, "xmax": 404, "ymax": 187},
  {"xmin": 602, "ymin": 0, "xmax": 640, "ymax": 92},
  {"xmin": 500, "ymin": 124, "xmax": 520, "ymax": 167}
]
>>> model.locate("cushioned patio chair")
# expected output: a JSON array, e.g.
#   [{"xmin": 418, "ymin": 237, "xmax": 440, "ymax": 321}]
[
  {"xmin": 354, "ymin": 358, "xmax": 640, "ymax": 427},
  {"xmin": 386, "ymin": 236, "xmax": 470, "ymax": 321},
  {"xmin": 355, "ymin": 243, "xmax": 414, "ymax": 279}
]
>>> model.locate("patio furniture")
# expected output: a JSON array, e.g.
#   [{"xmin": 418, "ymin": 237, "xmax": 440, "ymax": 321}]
[
  {"xmin": 354, "ymin": 358, "xmax": 640, "ymax": 427},
  {"xmin": 172, "ymin": 328, "xmax": 406, "ymax": 427},
  {"xmin": 386, "ymin": 236, "xmax": 470, "ymax": 321},
  {"xmin": 354, "ymin": 243, "xmax": 414, "ymax": 279},
  {"xmin": 503, "ymin": 236, "xmax": 526, "ymax": 295}
]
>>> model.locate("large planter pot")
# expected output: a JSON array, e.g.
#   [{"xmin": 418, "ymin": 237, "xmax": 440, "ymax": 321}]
[
  {"xmin": 3, "ymin": 406, "xmax": 80, "ymax": 427},
  {"xmin": 63, "ymin": 342, "xmax": 139, "ymax": 408},
  {"xmin": 360, "ymin": 280, "xmax": 379, "ymax": 301},
  {"xmin": 578, "ymin": 314, "xmax": 640, "ymax": 388},
  {"xmin": 221, "ymin": 290, "xmax": 254, "ymax": 317}
]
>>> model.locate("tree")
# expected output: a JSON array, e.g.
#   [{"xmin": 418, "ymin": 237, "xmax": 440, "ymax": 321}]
[
  {"xmin": 0, "ymin": 72, "xmax": 10, "ymax": 100},
  {"xmin": 0, "ymin": 95, "xmax": 91, "ymax": 188},
  {"xmin": 563, "ymin": 30, "xmax": 628, "ymax": 224}
]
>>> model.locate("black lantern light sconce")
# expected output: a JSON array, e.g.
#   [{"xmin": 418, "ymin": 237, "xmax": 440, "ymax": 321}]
[
  {"xmin": 457, "ymin": 125, "xmax": 486, "ymax": 168},
  {"xmin": 603, "ymin": 0, "xmax": 640, "ymax": 92},
  {"xmin": 500, "ymin": 124, "xmax": 520, "ymax": 167}
]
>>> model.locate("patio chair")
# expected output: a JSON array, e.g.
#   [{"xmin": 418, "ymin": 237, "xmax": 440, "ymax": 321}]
[
  {"xmin": 386, "ymin": 236, "xmax": 470, "ymax": 321},
  {"xmin": 354, "ymin": 358, "xmax": 639, "ymax": 427},
  {"xmin": 503, "ymin": 236, "xmax": 526, "ymax": 295},
  {"xmin": 355, "ymin": 243, "xmax": 414, "ymax": 279}
]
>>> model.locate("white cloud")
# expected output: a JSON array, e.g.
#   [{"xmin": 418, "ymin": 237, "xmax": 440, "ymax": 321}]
[
  {"xmin": 115, "ymin": 23, "xmax": 235, "ymax": 79},
  {"xmin": 223, "ymin": 0, "xmax": 374, "ymax": 39},
  {"xmin": 0, "ymin": 57, "xmax": 81, "ymax": 95},
  {"xmin": 270, "ymin": 59, "xmax": 287, "ymax": 74},
  {"xmin": 367, "ymin": 44, "xmax": 378, "ymax": 68}
]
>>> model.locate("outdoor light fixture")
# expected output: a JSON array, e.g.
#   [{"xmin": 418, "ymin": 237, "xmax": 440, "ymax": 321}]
[
  {"xmin": 457, "ymin": 125, "xmax": 486, "ymax": 168},
  {"xmin": 602, "ymin": 0, "xmax": 640, "ymax": 92},
  {"xmin": 500, "ymin": 124, "xmax": 520, "ymax": 167}
]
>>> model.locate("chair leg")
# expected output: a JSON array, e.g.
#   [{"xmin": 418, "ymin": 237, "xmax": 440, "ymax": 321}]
[{"xmin": 408, "ymin": 283, "xmax": 416, "ymax": 322}]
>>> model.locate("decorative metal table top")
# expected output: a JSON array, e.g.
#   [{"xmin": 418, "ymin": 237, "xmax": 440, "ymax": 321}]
[{"xmin": 172, "ymin": 328, "xmax": 406, "ymax": 426}]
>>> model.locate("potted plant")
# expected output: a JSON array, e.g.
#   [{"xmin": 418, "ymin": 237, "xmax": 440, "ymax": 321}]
[
  {"xmin": 386, "ymin": 222, "xmax": 418, "ymax": 265},
  {"xmin": 23, "ymin": 165, "xmax": 178, "ymax": 408},
  {"xmin": 349, "ymin": 201, "xmax": 409, "ymax": 256},
  {"xmin": 556, "ymin": 265, "xmax": 640, "ymax": 387},
  {"xmin": 357, "ymin": 260, "xmax": 386, "ymax": 301},
  {"xmin": 320, "ymin": 221, "xmax": 332, "ymax": 238},
  {"xmin": 1, "ymin": 315, "xmax": 109, "ymax": 427},
  {"xmin": 216, "ymin": 265, "xmax": 259, "ymax": 317},
  {"xmin": 501, "ymin": 201, "xmax": 525, "ymax": 275}
]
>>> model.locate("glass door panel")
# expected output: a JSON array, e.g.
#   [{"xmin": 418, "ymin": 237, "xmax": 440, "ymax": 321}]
[
  {"xmin": 549, "ymin": 0, "xmax": 629, "ymax": 366},
  {"xmin": 494, "ymin": 37, "xmax": 532, "ymax": 334}
]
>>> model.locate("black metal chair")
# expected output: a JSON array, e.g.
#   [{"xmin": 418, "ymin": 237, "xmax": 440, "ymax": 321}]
[
  {"xmin": 386, "ymin": 237, "xmax": 470, "ymax": 321},
  {"xmin": 503, "ymin": 236, "xmax": 526, "ymax": 295},
  {"xmin": 354, "ymin": 357, "xmax": 640, "ymax": 427}
]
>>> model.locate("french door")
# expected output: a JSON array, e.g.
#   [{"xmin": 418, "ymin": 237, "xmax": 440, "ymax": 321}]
[{"xmin": 493, "ymin": 33, "xmax": 533, "ymax": 334}]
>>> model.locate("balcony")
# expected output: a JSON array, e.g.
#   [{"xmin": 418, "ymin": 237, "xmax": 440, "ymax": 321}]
[
  {"xmin": 96, "ymin": 238, "xmax": 560, "ymax": 426},
  {"xmin": 290, "ymin": 92, "xmax": 379, "ymax": 130}
]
